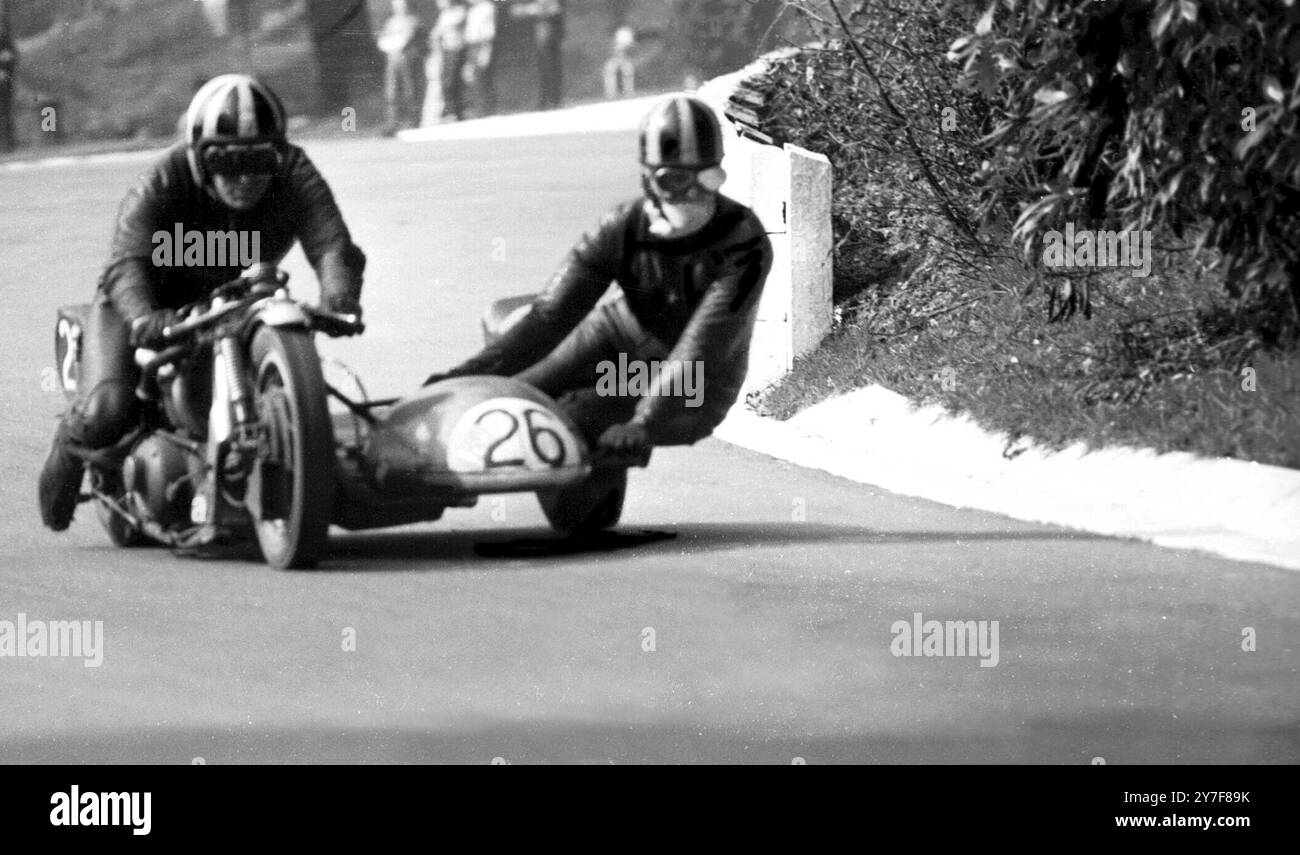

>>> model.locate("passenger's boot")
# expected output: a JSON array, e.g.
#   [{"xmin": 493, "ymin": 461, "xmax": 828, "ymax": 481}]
[{"xmin": 38, "ymin": 418, "xmax": 85, "ymax": 531}]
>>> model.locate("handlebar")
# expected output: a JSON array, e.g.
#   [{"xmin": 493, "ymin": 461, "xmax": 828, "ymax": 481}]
[
  {"xmin": 162, "ymin": 300, "xmax": 244, "ymax": 342},
  {"xmin": 161, "ymin": 300, "xmax": 364, "ymax": 343},
  {"xmin": 310, "ymin": 309, "xmax": 366, "ymax": 338},
  {"xmin": 158, "ymin": 265, "xmax": 364, "ymax": 343}
]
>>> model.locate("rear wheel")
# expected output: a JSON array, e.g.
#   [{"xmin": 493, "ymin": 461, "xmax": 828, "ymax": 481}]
[
  {"xmin": 249, "ymin": 326, "xmax": 335, "ymax": 569},
  {"xmin": 538, "ymin": 468, "xmax": 627, "ymax": 535},
  {"xmin": 92, "ymin": 469, "xmax": 149, "ymax": 548}
]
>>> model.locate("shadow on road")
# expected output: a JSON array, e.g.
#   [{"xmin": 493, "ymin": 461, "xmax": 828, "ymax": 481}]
[
  {"xmin": 314, "ymin": 521, "xmax": 1111, "ymax": 571},
  {"xmin": 6, "ymin": 714, "xmax": 1297, "ymax": 763},
  {"xmin": 52, "ymin": 520, "xmax": 1112, "ymax": 572},
  {"xmin": 472, "ymin": 529, "xmax": 679, "ymax": 558}
]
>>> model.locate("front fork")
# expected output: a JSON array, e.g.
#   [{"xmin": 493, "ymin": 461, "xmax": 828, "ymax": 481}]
[{"xmin": 190, "ymin": 333, "xmax": 259, "ymax": 529}]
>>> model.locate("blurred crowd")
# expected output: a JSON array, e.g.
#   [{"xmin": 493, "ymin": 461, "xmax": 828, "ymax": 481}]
[
  {"xmin": 0, "ymin": 0, "xmax": 651, "ymax": 150},
  {"xmin": 379, "ymin": 0, "xmax": 576, "ymax": 134},
  {"xmin": 0, "ymin": 2, "xmax": 15, "ymax": 152}
]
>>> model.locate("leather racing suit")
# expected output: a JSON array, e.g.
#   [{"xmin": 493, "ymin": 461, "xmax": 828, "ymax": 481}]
[
  {"xmin": 69, "ymin": 142, "xmax": 366, "ymax": 451},
  {"xmin": 442, "ymin": 194, "xmax": 773, "ymax": 446}
]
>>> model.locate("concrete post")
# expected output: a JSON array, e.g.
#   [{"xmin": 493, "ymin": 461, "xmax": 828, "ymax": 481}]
[
  {"xmin": 787, "ymin": 144, "xmax": 833, "ymax": 365},
  {"xmin": 717, "ymin": 132, "xmax": 833, "ymax": 392}
]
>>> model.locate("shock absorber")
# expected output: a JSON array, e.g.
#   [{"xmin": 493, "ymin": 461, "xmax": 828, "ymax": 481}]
[{"xmin": 216, "ymin": 335, "xmax": 255, "ymax": 431}]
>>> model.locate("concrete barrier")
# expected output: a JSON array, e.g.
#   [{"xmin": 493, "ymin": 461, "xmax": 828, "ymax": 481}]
[{"xmin": 698, "ymin": 61, "xmax": 834, "ymax": 392}]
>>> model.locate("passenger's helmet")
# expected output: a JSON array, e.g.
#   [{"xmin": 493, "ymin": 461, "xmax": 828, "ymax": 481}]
[
  {"xmin": 183, "ymin": 74, "xmax": 288, "ymax": 186},
  {"xmin": 638, "ymin": 95, "xmax": 727, "ymax": 201},
  {"xmin": 638, "ymin": 95, "xmax": 724, "ymax": 170}
]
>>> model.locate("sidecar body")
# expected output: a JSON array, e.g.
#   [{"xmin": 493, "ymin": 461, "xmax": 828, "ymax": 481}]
[{"xmin": 331, "ymin": 375, "xmax": 603, "ymax": 531}]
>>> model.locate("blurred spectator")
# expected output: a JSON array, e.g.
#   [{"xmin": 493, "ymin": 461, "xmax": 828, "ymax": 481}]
[
  {"xmin": 513, "ymin": 0, "xmax": 565, "ymax": 111},
  {"xmin": 198, "ymin": 0, "xmax": 230, "ymax": 37},
  {"xmin": 420, "ymin": 9, "xmax": 445, "ymax": 126},
  {"xmin": 464, "ymin": 0, "xmax": 497, "ymax": 118},
  {"xmin": 431, "ymin": 0, "xmax": 468, "ymax": 122},
  {"xmin": 603, "ymin": 25, "xmax": 635, "ymax": 100},
  {"xmin": 377, "ymin": 0, "xmax": 423, "ymax": 133},
  {"xmin": 0, "ymin": 4, "xmax": 15, "ymax": 152}
]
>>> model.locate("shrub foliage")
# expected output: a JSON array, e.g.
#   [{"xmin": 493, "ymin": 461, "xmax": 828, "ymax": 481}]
[{"xmin": 770, "ymin": 0, "xmax": 1300, "ymax": 341}]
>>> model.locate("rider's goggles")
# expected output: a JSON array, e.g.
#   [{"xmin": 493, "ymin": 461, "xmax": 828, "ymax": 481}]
[
  {"xmin": 201, "ymin": 142, "xmax": 284, "ymax": 178},
  {"xmin": 646, "ymin": 165, "xmax": 725, "ymax": 198}
]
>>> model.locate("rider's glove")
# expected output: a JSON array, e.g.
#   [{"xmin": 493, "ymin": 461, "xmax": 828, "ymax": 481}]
[
  {"xmin": 322, "ymin": 289, "xmax": 362, "ymax": 319},
  {"xmin": 129, "ymin": 309, "xmax": 180, "ymax": 350},
  {"xmin": 598, "ymin": 422, "xmax": 650, "ymax": 455}
]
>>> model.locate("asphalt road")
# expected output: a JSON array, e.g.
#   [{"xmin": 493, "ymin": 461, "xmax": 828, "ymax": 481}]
[{"xmin": 1, "ymin": 134, "xmax": 1297, "ymax": 764}]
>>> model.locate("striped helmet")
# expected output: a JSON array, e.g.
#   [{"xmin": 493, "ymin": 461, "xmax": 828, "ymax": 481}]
[
  {"xmin": 638, "ymin": 95, "xmax": 724, "ymax": 170},
  {"xmin": 183, "ymin": 74, "xmax": 288, "ymax": 185}
]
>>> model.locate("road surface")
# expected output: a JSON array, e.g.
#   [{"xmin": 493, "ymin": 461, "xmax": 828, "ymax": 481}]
[{"xmin": 1, "ymin": 133, "xmax": 1296, "ymax": 763}]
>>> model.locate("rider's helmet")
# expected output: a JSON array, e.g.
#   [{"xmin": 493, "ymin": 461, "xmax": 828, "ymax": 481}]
[
  {"xmin": 638, "ymin": 95, "xmax": 726, "ymax": 200},
  {"xmin": 183, "ymin": 74, "xmax": 288, "ymax": 187}
]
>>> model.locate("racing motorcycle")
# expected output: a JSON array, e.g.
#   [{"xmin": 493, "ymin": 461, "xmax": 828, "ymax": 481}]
[{"xmin": 54, "ymin": 266, "xmax": 646, "ymax": 569}]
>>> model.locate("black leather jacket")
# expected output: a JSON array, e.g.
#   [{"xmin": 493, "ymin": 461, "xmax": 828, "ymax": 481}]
[
  {"xmin": 447, "ymin": 194, "xmax": 774, "ymax": 443},
  {"xmin": 100, "ymin": 143, "xmax": 366, "ymax": 321}
]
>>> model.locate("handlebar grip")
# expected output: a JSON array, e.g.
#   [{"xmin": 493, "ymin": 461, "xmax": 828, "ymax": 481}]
[{"xmin": 313, "ymin": 309, "xmax": 365, "ymax": 337}]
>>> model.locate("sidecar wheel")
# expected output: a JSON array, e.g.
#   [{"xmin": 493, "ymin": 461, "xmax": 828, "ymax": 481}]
[
  {"xmin": 538, "ymin": 468, "xmax": 627, "ymax": 535},
  {"xmin": 249, "ymin": 326, "xmax": 335, "ymax": 570}
]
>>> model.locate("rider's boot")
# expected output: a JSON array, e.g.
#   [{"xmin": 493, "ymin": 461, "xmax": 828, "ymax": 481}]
[{"xmin": 38, "ymin": 418, "xmax": 85, "ymax": 531}]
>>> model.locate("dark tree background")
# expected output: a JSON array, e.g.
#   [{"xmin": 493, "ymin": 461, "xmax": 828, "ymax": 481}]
[{"xmin": 306, "ymin": 0, "xmax": 379, "ymax": 112}]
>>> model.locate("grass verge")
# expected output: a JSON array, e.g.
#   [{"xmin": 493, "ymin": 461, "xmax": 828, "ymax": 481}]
[{"xmin": 753, "ymin": 240, "xmax": 1300, "ymax": 468}]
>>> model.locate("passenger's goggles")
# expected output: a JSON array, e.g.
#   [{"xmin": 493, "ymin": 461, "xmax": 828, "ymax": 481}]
[
  {"xmin": 200, "ymin": 142, "xmax": 283, "ymax": 178},
  {"xmin": 646, "ymin": 165, "xmax": 725, "ymax": 197}
]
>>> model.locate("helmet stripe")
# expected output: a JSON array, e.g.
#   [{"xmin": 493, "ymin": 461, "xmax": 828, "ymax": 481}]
[
  {"xmin": 236, "ymin": 79, "xmax": 256, "ymax": 137},
  {"xmin": 201, "ymin": 84, "xmax": 228, "ymax": 140},
  {"xmin": 677, "ymin": 97, "xmax": 700, "ymax": 166},
  {"xmin": 640, "ymin": 95, "xmax": 722, "ymax": 168},
  {"xmin": 186, "ymin": 76, "xmax": 218, "ymax": 143},
  {"xmin": 644, "ymin": 106, "xmax": 663, "ymax": 165}
]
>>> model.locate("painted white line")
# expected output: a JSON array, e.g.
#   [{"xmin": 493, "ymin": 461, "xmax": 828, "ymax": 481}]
[
  {"xmin": 0, "ymin": 147, "xmax": 166, "ymax": 173},
  {"xmin": 396, "ymin": 96, "xmax": 665, "ymax": 143},
  {"xmin": 715, "ymin": 385, "xmax": 1300, "ymax": 572},
  {"xmin": 2, "ymin": 97, "xmax": 665, "ymax": 169}
]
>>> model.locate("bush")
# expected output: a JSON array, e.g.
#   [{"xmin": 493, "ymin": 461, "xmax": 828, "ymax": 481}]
[
  {"xmin": 761, "ymin": 1, "xmax": 1299, "ymax": 342},
  {"xmin": 748, "ymin": 1, "xmax": 1300, "ymax": 466},
  {"xmin": 949, "ymin": 0, "xmax": 1300, "ymax": 341}
]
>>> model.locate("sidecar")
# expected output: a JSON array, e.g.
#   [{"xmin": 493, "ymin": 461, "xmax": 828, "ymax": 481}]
[
  {"xmin": 53, "ymin": 292, "xmax": 641, "ymax": 554},
  {"xmin": 330, "ymin": 375, "xmax": 641, "ymax": 535}
]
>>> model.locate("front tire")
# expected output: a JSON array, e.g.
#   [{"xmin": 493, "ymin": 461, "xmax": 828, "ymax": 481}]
[{"xmin": 249, "ymin": 326, "xmax": 335, "ymax": 569}]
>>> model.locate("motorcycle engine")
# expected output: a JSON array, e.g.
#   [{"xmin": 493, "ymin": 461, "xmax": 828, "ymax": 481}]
[
  {"xmin": 122, "ymin": 435, "xmax": 195, "ymax": 527},
  {"xmin": 159, "ymin": 358, "xmax": 212, "ymax": 439}
]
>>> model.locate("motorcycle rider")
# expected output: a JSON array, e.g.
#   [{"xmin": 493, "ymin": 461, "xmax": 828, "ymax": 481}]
[
  {"xmin": 38, "ymin": 73, "xmax": 367, "ymax": 532},
  {"xmin": 423, "ymin": 94, "xmax": 773, "ymax": 455}
]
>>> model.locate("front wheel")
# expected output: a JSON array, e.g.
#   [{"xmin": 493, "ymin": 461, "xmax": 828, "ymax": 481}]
[
  {"xmin": 249, "ymin": 326, "xmax": 336, "ymax": 569},
  {"xmin": 538, "ymin": 468, "xmax": 627, "ymax": 536}
]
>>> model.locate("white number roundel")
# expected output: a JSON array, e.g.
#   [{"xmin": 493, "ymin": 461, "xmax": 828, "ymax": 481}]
[{"xmin": 446, "ymin": 397, "xmax": 583, "ymax": 473}]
